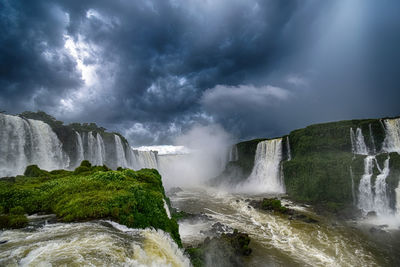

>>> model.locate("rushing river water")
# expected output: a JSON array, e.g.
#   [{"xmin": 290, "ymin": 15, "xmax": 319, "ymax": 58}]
[
  {"xmin": 0, "ymin": 218, "xmax": 190, "ymax": 267},
  {"xmin": 1, "ymin": 188, "xmax": 399, "ymax": 266},
  {"xmin": 170, "ymin": 187, "xmax": 400, "ymax": 267}
]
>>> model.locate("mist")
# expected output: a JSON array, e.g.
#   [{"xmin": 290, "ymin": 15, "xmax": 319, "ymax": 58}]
[{"xmin": 158, "ymin": 124, "xmax": 234, "ymax": 188}]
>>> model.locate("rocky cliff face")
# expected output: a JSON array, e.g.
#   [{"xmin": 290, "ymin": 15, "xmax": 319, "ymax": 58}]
[
  {"xmin": 215, "ymin": 116, "xmax": 400, "ymax": 214},
  {"xmin": 0, "ymin": 111, "xmax": 158, "ymax": 177}
]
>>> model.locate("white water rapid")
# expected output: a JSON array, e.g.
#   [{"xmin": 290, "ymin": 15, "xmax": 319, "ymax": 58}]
[
  {"xmin": 0, "ymin": 221, "xmax": 190, "ymax": 267},
  {"xmin": 237, "ymin": 138, "xmax": 284, "ymax": 194},
  {"xmin": 172, "ymin": 189, "xmax": 382, "ymax": 267},
  {"xmin": 0, "ymin": 114, "xmax": 69, "ymax": 177}
]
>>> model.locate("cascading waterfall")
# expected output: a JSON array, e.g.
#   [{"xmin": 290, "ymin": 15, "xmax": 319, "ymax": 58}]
[
  {"xmin": 369, "ymin": 124, "xmax": 377, "ymax": 154},
  {"xmin": 114, "ymin": 135, "xmax": 128, "ymax": 168},
  {"xmin": 163, "ymin": 199, "xmax": 172, "ymax": 219},
  {"xmin": 358, "ymin": 156, "xmax": 375, "ymax": 213},
  {"xmin": 0, "ymin": 114, "xmax": 69, "ymax": 177},
  {"xmin": 350, "ymin": 167, "xmax": 356, "ymax": 206},
  {"xmin": 97, "ymin": 133, "xmax": 106, "ymax": 164},
  {"xmin": 350, "ymin": 128, "xmax": 369, "ymax": 155},
  {"xmin": 228, "ymin": 145, "xmax": 238, "ymax": 162},
  {"xmin": 286, "ymin": 136, "xmax": 292, "ymax": 161},
  {"xmin": 126, "ymin": 148, "xmax": 140, "ymax": 170},
  {"xmin": 396, "ymin": 182, "xmax": 400, "ymax": 215},
  {"xmin": 357, "ymin": 155, "xmax": 392, "ymax": 216},
  {"xmin": 134, "ymin": 150, "xmax": 158, "ymax": 169},
  {"xmin": 75, "ymin": 131, "xmax": 85, "ymax": 166},
  {"xmin": 374, "ymin": 156, "xmax": 391, "ymax": 215},
  {"xmin": 238, "ymin": 138, "xmax": 284, "ymax": 193},
  {"xmin": 87, "ymin": 132, "xmax": 105, "ymax": 166},
  {"xmin": 382, "ymin": 118, "xmax": 400, "ymax": 153}
]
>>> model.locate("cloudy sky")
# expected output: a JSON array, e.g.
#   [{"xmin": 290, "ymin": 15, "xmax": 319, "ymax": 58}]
[{"xmin": 1, "ymin": 0, "xmax": 399, "ymax": 145}]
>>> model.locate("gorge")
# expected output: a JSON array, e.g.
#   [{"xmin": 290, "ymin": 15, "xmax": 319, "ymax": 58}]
[{"xmin": 1, "ymin": 111, "xmax": 400, "ymax": 266}]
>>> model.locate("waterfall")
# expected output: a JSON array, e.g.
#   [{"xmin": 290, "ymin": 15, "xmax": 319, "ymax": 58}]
[
  {"xmin": 286, "ymin": 136, "xmax": 292, "ymax": 161},
  {"xmin": 126, "ymin": 147, "xmax": 139, "ymax": 170},
  {"xmin": 97, "ymin": 133, "xmax": 106, "ymax": 165},
  {"xmin": 114, "ymin": 135, "xmax": 128, "ymax": 168},
  {"xmin": 75, "ymin": 131, "xmax": 84, "ymax": 167},
  {"xmin": 228, "ymin": 145, "xmax": 238, "ymax": 162},
  {"xmin": 368, "ymin": 124, "xmax": 376, "ymax": 154},
  {"xmin": 350, "ymin": 167, "xmax": 356, "ymax": 206},
  {"xmin": 238, "ymin": 138, "xmax": 284, "ymax": 193},
  {"xmin": 382, "ymin": 118, "xmax": 400, "ymax": 153},
  {"xmin": 358, "ymin": 155, "xmax": 392, "ymax": 216},
  {"xmin": 396, "ymin": 182, "xmax": 400, "ymax": 215},
  {"xmin": 374, "ymin": 156, "xmax": 391, "ymax": 215},
  {"xmin": 134, "ymin": 150, "xmax": 158, "ymax": 169},
  {"xmin": 350, "ymin": 128, "xmax": 368, "ymax": 155},
  {"xmin": 163, "ymin": 199, "xmax": 171, "ymax": 219},
  {"xmin": 87, "ymin": 132, "xmax": 105, "ymax": 166},
  {"xmin": 358, "ymin": 156, "xmax": 375, "ymax": 213},
  {"xmin": 0, "ymin": 114, "xmax": 69, "ymax": 177}
]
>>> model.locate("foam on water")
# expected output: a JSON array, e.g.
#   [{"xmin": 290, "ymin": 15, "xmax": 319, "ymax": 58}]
[
  {"xmin": 171, "ymin": 189, "xmax": 380, "ymax": 267},
  {"xmin": 0, "ymin": 221, "xmax": 190, "ymax": 267}
]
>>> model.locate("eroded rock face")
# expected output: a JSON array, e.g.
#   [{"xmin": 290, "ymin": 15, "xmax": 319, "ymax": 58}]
[{"xmin": 186, "ymin": 229, "xmax": 252, "ymax": 267}]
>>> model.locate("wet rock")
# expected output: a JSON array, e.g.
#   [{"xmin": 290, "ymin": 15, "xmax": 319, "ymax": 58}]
[
  {"xmin": 0, "ymin": 240, "xmax": 7, "ymax": 245},
  {"xmin": 186, "ymin": 229, "xmax": 252, "ymax": 267},
  {"xmin": 369, "ymin": 227, "xmax": 387, "ymax": 234},
  {"xmin": 366, "ymin": 211, "xmax": 377, "ymax": 218},
  {"xmin": 200, "ymin": 222, "xmax": 233, "ymax": 236},
  {"xmin": 250, "ymin": 198, "xmax": 318, "ymax": 223}
]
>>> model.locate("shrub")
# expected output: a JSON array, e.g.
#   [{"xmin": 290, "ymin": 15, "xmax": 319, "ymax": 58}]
[{"xmin": 24, "ymin": 165, "xmax": 49, "ymax": 177}]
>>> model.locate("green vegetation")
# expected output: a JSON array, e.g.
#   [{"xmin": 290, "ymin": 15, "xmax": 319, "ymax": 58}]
[
  {"xmin": 0, "ymin": 205, "xmax": 28, "ymax": 229},
  {"xmin": 283, "ymin": 152, "xmax": 354, "ymax": 204},
  {"xmin": 260, "ymin": 198, "xmax": 288, "ymax": 213},
  {"xmin": 0, "ymin": 162, "xmax": 181, "ymax": 246},
  {"xmin": 283, "ymin": 118, "xmax": 390, "ymax": 206}
]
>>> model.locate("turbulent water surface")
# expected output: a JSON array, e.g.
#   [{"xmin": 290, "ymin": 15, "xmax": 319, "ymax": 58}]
[
  {"xmin": 171, "ymin": 188, "xmax": 399, "ymax": 267},
  {"xmin": 0, "ymin": 219, "xmax": 190, "ymax": 267}
]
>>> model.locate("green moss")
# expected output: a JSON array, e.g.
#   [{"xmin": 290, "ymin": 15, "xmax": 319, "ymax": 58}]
[
  {"xmin": 261, "ymin": 198, "xmax": 288, "ymax": 213},
  {"xmin": 283, "ymin": 152, "xmax": 354, "ymax": 204},
  {"xmin": 24, "ymin": 165, "xmax": 49, "ymax": 177},
  {"xmin": 0, "ymin": 166, "xmax": 181, "ymax": 246},
  {"xmin": 80, "ymin": 160, "xmax": 92, "ymax": 168}
]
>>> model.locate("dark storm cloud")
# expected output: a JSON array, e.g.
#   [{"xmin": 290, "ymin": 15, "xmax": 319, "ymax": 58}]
[{"xmin": 0, "ymin": 0, "xmax": 399, "ymax": 145}]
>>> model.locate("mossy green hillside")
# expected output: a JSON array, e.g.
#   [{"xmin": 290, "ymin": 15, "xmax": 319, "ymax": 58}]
[
  {"xmin": 283, "ymin": 117, "xmax": 399, "ymax": 206},
  {"xmin": 0, "ymin": 162, "xmax": 181, "ymax": 246}
]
